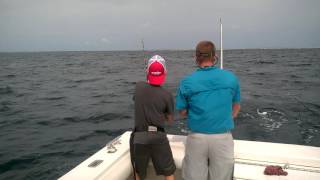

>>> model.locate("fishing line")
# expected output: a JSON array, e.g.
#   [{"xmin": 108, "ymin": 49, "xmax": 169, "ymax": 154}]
[
  {"xmin": 141, "ymin": 39, "xmax": 147, "ymax": 71},
  {"xmin": 291, "ymin": 95, "xmax": 320, "ymax": 116}
]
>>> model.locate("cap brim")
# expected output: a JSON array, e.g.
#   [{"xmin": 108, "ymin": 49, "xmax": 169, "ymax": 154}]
[{"xmin": 147, "ymin": 74, "xmax": 166, "ymax": 85}]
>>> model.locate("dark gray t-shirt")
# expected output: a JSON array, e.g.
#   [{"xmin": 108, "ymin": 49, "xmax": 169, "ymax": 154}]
[{"xmin": 133, "ymin": 81, "xmax": 174, "ymax": 144}]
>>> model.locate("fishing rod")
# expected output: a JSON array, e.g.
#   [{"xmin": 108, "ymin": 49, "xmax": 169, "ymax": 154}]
[{"xmin": 141, "ymin": 39, "xmax": 146, "ymax": 70}]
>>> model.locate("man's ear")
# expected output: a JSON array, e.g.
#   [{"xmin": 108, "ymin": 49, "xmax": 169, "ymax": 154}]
[{"xmin": 213, "ymin": 55, "xmax": 218, "ymax": 65}]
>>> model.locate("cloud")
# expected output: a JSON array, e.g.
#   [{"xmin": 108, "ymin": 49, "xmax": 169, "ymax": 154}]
[
  {"xmin": 0, "ymin": 0, "xmax": 319, "ymax": 51},
  {"xmin": 141, "ymin": 22, "xmax": 151, "ymax": 29},
  {"xmin": 230, "ymin": 25, "xmax": 240, "ymax": 30},
  {"xmin": 100, "ymin": 38, "xmax": 111, "ymax": 44}
]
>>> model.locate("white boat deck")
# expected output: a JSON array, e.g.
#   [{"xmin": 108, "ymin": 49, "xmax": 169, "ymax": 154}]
[{"xmin": 59, "ymin": 131, "xmax": 320, "ymax": 180}]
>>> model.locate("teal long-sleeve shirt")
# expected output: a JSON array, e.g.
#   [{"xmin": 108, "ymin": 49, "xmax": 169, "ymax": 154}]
[{"xmin": 176, "ymin": 66, "xmax": 240, "ymax": 134}]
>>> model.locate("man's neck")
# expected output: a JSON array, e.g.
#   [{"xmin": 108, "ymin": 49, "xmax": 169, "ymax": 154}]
[{"xmin": 199, "ymin": 61, "xmax": 214, "ymax": 68}]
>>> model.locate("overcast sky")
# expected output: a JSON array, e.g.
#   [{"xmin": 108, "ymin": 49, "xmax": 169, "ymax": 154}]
[{"xmin": 1, "ymin": 0, "xmax": 319, "ymax": 52}]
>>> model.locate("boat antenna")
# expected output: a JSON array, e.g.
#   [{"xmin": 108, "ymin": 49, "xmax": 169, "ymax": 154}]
[{"xmin": 220, "ymin": 18, "xmax": 223, "ymax": 69}]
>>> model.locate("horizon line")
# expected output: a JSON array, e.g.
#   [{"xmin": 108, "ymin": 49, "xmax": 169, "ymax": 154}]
[{"xmin": 0, "ymin": 47, "xmax": 319, "ymax": 53}]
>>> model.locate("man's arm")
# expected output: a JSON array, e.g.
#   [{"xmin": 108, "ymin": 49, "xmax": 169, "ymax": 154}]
[
  {"xmin": 179, "ymin": 109, "xmax": 187, "ymax": 118},
  {"xmin": 165, "ymin": 114, "xmax": 174, "ymax": 124},
  {"xmin": 232, "ymin": 103, "xmax": 240, "ymax": 118},
  {"xmin": 176, "ymin": 84, "xmax": 188, "ymax": 119},
  {"xmin": 232, "ymin": 76, "xmax": 241, "ymax": 118},
  {"xmin": 165, "ymin": 93, "xmax": 175, "ymax": 125}
]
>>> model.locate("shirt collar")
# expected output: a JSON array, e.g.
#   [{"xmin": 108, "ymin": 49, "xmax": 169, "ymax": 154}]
[{"xmin": 197, "ymin": 66, "xmax": 217, "ymax": 71}]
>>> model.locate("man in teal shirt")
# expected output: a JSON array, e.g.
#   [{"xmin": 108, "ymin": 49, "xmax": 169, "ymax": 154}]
[{"xmin": 176, "ymin": 41, "xmax": 240, "ymax": 180}]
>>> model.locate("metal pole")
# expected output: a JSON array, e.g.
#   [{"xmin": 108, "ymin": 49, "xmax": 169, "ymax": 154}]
[{"xmin": 220, "ymin": 18, "xmax": 223, "ymax": 69}]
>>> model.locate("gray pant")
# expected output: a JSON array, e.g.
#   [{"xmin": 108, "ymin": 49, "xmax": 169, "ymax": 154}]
[{"xmin": 182, "ymin": 132, "xmax": 234, "ymax": 180}]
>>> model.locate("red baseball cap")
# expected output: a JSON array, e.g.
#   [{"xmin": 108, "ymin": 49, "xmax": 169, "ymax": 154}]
[{"xmin": 146, "ymin": 55, "xmax": 167, "ymax": 85}]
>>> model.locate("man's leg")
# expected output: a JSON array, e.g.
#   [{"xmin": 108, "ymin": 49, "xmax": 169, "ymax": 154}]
[
  {"xmin": 182, "ymin": 133, "xmax": 209, "ymax": 180},
  {"xmin": 151, "ymin": 142, "xmax": 176, "ymax": 179},
  {"xmin": 134, "ymin": 173, "xmax": 140, "ymax": 180},
  {"xmin": 133, "ymin": 144, "xmax": 151, "ymax": 180},
  {"xmin": 208, "ymin": 132, "xmax": 234, "ymax": 180}
]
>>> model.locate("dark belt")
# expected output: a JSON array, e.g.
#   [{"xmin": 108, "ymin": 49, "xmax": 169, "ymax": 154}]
[{"xmin": 134, "ymin": 126, "xmax": 165, "ymax": 133}]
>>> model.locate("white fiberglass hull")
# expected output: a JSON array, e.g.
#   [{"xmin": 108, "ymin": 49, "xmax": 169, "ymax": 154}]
[{"xmin": 59, "ymin": 131, "xmax": 320, "ymax": 180}]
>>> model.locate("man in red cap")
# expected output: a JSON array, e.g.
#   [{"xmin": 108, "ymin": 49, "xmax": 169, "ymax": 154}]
[{"xmin": 130, "ymin": 55, "xmax": 176, "ymax": 180}]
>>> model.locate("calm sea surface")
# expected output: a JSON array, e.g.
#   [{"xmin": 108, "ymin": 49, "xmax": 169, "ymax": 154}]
[{"xmin": 0, "ymin": 49, "xmax": 319, "ymax": 179}]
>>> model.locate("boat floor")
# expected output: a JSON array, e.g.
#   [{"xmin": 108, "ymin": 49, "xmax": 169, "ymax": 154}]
[{"xmin": 125, "ymin": 163, "xmax": 320, "ymax": 180}]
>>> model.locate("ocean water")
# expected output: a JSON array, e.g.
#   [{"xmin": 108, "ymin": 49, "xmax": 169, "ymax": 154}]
[{"xmin": 0, "ymin": 49, "xmax": 319, "ymax": 180}]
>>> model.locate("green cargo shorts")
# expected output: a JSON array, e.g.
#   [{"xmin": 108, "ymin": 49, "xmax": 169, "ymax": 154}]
[{"xmin": 131, "ymin": 142, "xmax": 176, "ymax": 179}]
